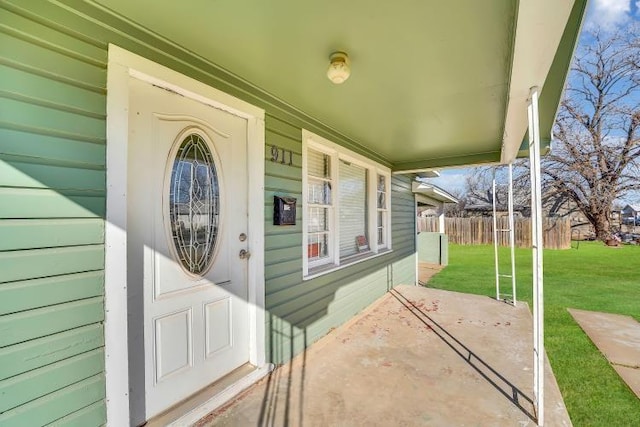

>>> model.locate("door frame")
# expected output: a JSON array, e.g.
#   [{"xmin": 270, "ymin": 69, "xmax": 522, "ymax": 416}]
[{"xmin": 105, "ymin": 45, "xmax": 266, "ymax": 426}]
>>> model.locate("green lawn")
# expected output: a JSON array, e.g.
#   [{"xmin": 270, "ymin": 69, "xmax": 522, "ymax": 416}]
[{"xmin": 428, "ymin": 242, "xmax": 640, "ymax": 427}]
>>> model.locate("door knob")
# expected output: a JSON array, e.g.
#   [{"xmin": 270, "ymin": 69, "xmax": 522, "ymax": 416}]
[{"xmin": 239, "ymin": 249, "xmax": 251, "ymax": 260}]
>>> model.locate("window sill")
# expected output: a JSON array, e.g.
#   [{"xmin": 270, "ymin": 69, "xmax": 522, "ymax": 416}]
[{"xmin": 303, "ymin": 249, "xmax": 393, "ymax": 281}]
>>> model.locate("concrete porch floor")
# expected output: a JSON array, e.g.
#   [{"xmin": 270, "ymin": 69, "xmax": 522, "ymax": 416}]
[{"xmin": 197, "ymin": 285, "xmax": 571, "ymax": 426}]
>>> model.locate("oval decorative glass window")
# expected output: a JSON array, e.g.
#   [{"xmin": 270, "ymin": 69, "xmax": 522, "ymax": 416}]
[{"xmin": 169, "ymin": 133, "xmax": 220, "ymax": 275}]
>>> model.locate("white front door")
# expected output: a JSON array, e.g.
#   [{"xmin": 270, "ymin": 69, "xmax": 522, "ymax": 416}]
[{"xmin": 127, "ymin": 77, "xmax": 250, "ymax": 419}]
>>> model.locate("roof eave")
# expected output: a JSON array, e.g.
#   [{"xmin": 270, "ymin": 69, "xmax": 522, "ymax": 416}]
[
  {"xmin": 412, "ymin": 182, "xmax": 459, "ymax": 204},
  {"xmin": 501, "ymin": 0, "xmax": 588, "ymax": 164}
]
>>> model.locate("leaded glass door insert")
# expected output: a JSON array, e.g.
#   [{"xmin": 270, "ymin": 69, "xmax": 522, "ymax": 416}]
[{"xmin": 169, "ymin": 133, "xmax": 220, "ymax": 275}]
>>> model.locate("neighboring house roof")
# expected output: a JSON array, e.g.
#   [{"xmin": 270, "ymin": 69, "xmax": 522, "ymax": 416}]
[
  {"xmin": 412, "ymin": 182, "xmax": 459, "ymax": 204},
  {"xmin": 415, "ymin": 171, "xmax": 440, "ymax": 179},
  {"xmin": 622, "ymin": 204, "xmax": 640, "ymax": 214},
  {"xmin": 96, "ymin": 0, "xmax": 587, "ymax": 171}
]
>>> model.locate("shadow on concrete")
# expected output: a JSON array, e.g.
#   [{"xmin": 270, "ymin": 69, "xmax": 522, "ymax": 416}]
[
  {"xmin": 257, "ymin": 327, "xmax": 308, "ymax": 427},
  {"xmin": 390, "ymin": 288, "xmax": 537, "ymax": 423}
]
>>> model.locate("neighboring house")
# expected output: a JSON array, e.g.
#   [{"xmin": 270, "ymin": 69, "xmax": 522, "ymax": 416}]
[
  {"xmin": 413, "ymin": 182, "xmax": 458, "ymax": 265},
  {"xmin": 414, "ymin": 181, "xmax": 459, "ymax": 233},
  {"xmin": 0, "ymin": 2, "xmax": 586, "ymax": 426},
  {"xmin": 621, "ymin": 204, "xmax": 640, "ymax": 225},
  {"xmin": 546, "ymin": 195, "xmax": 594, "ymax": 237}
]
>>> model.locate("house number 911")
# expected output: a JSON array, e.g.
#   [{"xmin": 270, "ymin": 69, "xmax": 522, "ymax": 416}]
[{"xmin": 270, "ymin": 145, "xmax": 293, "ymax": 166}]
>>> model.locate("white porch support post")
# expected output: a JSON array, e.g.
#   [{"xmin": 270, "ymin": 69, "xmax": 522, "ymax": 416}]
[
  {"xmin": 492, "ymin": 175, "xmax": 500, "ymax": 301},
  {"xmin": 438, "ymin": 203, "xmax": 445, "ymax": 234},
  {"xmin": 507, "ymin": 163, "xmax": 517, "ymax": 306},
  {"xmin": 415, "ymin": 195, "xmax": 419, "ymax": 286},
  {"xmin": 528, "ymin": 87, "xmax": 544, "ymax": 426}
]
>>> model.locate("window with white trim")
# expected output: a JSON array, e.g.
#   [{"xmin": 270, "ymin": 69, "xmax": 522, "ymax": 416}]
[
  {"xmin": 377, "ymin": 174, "xmax": 388, "ymax": 248},
  {"xmin": 303, "ymin": 130, "xmax": 391, "ymax": 278}
]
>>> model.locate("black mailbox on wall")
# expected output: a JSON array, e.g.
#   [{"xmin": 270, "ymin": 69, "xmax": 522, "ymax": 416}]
[{"xmin": 274, "ymin": 196, "xmax": 297, "ymax": 225}]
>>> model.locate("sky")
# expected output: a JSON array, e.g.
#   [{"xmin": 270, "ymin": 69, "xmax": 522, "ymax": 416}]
[
  {"xmin": 586, "ymin": 0, "xmax": 640, "ymax": 30},
  {"xmin": 427, "ymin": 0, "xmax": 640, "ymax": 199}
]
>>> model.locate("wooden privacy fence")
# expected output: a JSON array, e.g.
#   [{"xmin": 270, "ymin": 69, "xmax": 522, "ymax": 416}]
[{"xmin": 417, "ymin": 217, "xmax": 571, "ymax": 249}]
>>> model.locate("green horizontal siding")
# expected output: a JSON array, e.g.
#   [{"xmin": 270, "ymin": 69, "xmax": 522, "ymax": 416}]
[
  {"xmin": 0, "ymin": 127, "xmax": 105, "ymax": 168},
  {"xmin": 266, "ymin": 256, "xmax": 392, "ymax": 311},
  {"xmin": 0, "ymin": 324, "xmax": 103, "ymax": 381},
  {"xmin": 47, "ymin": 400, "xmax": 106, "ymax": 427},
  {"xmin": 0, "ymin": 5, "xmax": 107, "ymax": 424},
  {"xmin": 0, "ymin": 348, "xmax": 104, "ymax": 413},
  {"xmin": 0, "ymin": 63, "xmax": 105, "ymax": 117},
  {"xmin": 265, "ymin": 160, "xmax": 303, "ymax": 181},
  {"xmin": 264, "ymin": 231, "xmax": 302, "ymax": 251},
  {"xmin": 264, "ymin": 175, "xmax": 302, "ymax": 194},
  {"xmin": 0, "ymin": 7, "xmax": 106, "ymax": 64},
  {"xmin": 0, "ymin": 271, "xmax": 104, "ymax": 315},
  {"xmin": 0, "ymin": 97, "xmax": 105, "ymax": 143},
  {"xmin": 0, "ymin": 297, "xmax": 104, "ymax": 347},
  {"xmin": 0, "ymin": 245, "xmax": 104, "ymax": 284},
  {"xmin": 265, "ymin": 258, "xmax": 302, "ymax": 281},
  {"xmin": 262, "ymin": 270, "xmax": 302, "ymax": 295},
  {"xmin": 392, "ymin": 253, "xmax": 416, "ymax": 285},
  {"xmin": 264, "ymin": 246, "xmax": 301, "ymax": 266},
  {"xmin": 265, "ymin": 129, "xmax": 303, "ymax": 154},
  {"xmin": 390, "ymin": 175, "xmax": 417, "ymax": 257},
  {"xmin": 0, "ymin": 159, "xmax": 104, "ymax": 190},
  {"xmin": 0, "ymin": 219, "xmax": 103, "ymax": 251},
  {"xmin": 0, "ymin": 374, "xmax": 105, "ymax": 427},
  {"xmin": 0, "ymin": 188, "xmax": 105, "ymax": 218},
  {"xmin": 0, "ymin": 30, "xmax": 105, "ymax": 88},
  {"xmin": 266, "ymin": 254, "xmax": 415, "ymax": 363}
]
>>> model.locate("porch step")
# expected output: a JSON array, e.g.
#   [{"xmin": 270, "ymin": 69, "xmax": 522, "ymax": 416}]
[{"xmin": 145, "ymin": 363, "xmax": 272, "ymax": 427}]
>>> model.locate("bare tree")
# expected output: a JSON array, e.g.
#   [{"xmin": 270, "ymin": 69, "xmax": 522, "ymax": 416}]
[
  {"xmin": 441, "ymin": 187, "xmax": 468, "ymax": 217},
  {"xmin": 544, "ymin": 27, "xmax": 640, "ymax": 240},
  {"xmin": 461, "ymin": 162, "xmax": 530, "ymax": 216}
]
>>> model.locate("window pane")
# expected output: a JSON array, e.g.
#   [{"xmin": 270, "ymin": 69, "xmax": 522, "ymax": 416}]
[
  {"xmin": 377, "ymin": 211, "xmax": 385, "ymax": 245},
  {"xmin": 377, "ymin": 191, "xmax": 386, "ymax": 209},
  {"xmin": 169, "ymin": 134, "xmax": 219, "ymax": 275},
  {"xmin": 308, "ymin": 178, "xmax": 331, "ymax": 204},
  {"xmin": 339, "ymin": 160, "xmax": 368, "ymax": 258},
  {"xmin": 307, "ymin": 149, "xmax": 331, "ymax": 179},
  {"xmin": 377, "ymin": 174, "xmax": 386, "ymax": 209},
  {"xmin": 308, "ymin": 233, "xmax": 329, "ymax": 261},
  {"xmin": 308, "ymin": 207, "xmax": 329, "ymax": 232}
]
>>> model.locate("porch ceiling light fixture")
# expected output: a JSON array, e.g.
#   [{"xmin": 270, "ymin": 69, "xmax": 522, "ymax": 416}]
[{"xmin": 327, "ymin": 51, "xmax": 351, "ymax": 84}]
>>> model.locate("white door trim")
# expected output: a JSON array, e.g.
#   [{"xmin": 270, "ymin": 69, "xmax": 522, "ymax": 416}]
[{"xmin": 105, "ymin": 44, "xmax": 266, "ymax": 426}]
